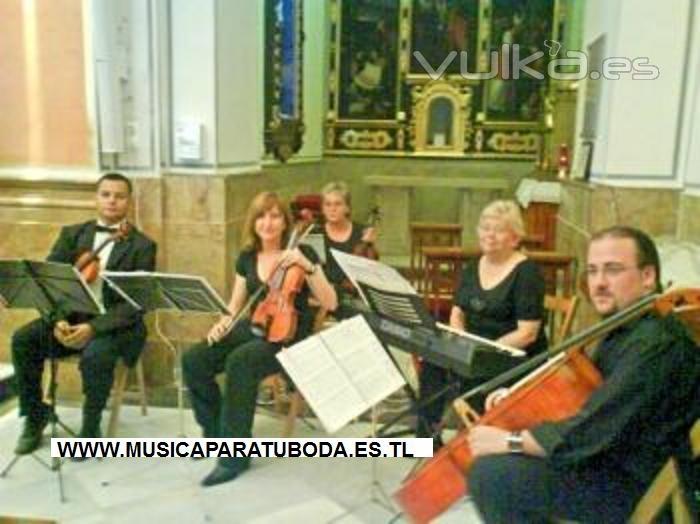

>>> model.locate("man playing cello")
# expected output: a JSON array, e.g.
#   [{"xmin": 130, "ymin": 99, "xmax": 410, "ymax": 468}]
[{"xmin": 468, "ymin": 226, "xmax": 700, "ymax": 523}]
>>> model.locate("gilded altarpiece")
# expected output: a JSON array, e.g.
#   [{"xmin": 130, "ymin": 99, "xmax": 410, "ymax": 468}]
[{"xmin": 326, "ymin": 0, "xmax": 565, "ymax": 160}]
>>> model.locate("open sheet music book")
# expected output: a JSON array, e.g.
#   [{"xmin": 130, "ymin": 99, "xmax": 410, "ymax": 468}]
[
  {"xmin": 330, "ymin": 249, "xmax": 435, "ymax": 328},
  {"xmin": 276, "ymin": 315, "xmax": 406, "ymax": 434}
]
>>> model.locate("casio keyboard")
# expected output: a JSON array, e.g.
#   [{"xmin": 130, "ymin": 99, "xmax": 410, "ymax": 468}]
[{"xmin": 360, "ymin": 310, "xmax": 527, "ymax": 380}]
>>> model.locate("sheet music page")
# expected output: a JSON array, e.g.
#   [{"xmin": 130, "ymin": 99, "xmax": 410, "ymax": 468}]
[
  {"xmin": 276, "ymin": 336, "xmax": 366, "ymax": 434},
  {"xmin": 330, "ymin": 249, "xmax": 417, "ymax": 297},
  {"xmin": 320, "ymin": 315, "xmax": 405, "ymax": 408}
]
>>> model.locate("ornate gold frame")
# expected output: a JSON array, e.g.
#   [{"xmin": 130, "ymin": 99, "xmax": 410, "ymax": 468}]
[
  {"xmin": 409, "ymin": 79, "xmax": 473, "ymax": 154},
  {"xmin": 326, "ymin": 0, "xmax": 569, "ymax": 162}
]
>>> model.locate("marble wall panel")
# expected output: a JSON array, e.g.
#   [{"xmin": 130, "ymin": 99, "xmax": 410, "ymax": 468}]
[
  {"xmin": 679, "ymin": 195, "xmax": 700, "ymax": 242},
  {"xmin": 163, "ymin": 175, "xmax": 227, "ymax": 224},
  {"xmin": 164, "ymin": 221, "xmax": 229, "ymax": 297},
  {"xmin": 589, "ymin": 186, "xmax": 679, "ymax": 236}
]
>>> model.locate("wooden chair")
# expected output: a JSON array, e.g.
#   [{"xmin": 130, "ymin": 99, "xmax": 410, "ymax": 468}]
[
  {"xmin": 409, "ymin": 223, "xmax": 462, "ymax": 292},
  {"xmin": 43, "ymin": 354, "xmax": 148, "ymax": 437},
  {"xmin": 630, "ymin": 421, "xmax": 700, "ymax": 523},
  {"xmin": 106, "ymin": 357, "xmax": 148, "ymax": 437},
  {"xmin": 543, "ymin": 294, "xmax": 579, "ymax": 345},
  {"xmin": 630, "ymin": 306, "xmax": 700, "ymax": 523}
]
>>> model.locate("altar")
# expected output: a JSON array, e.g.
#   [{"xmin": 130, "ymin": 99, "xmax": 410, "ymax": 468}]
[{"xmin": 364, "ymin": 175, "xmax": 509, "ymax": 255}]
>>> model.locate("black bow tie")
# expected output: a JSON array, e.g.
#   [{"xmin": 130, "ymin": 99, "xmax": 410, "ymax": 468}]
[{"xmin": 95, "ymin": 225, "xmax": 119, "ymax": 233}]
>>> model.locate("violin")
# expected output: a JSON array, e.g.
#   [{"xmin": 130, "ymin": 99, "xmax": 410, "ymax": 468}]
[
  {"xmin": 352, "ymin": 206, "xmax": 380, "ymax": 260},
  {"xmin": 394, "ymin": 288, "xmax": 700, "ymax": 523},
  {"xmin": 75, "ymin": 222, "xmax": 130, "ymax": 283},
  {"xmin": 250, "ymin": 218, "xmax": 315, "ymax": 343}
]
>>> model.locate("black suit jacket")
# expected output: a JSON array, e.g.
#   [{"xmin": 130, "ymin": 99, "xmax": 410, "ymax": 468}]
[{"xmin": 47, "ymin": 220, "xmax": 157, "ymax": 337}]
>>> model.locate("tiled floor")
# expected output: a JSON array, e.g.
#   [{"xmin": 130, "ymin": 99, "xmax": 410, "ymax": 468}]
[{"xmin": 0, "ymin": 405, "xmax": 483, "ymax": 524}]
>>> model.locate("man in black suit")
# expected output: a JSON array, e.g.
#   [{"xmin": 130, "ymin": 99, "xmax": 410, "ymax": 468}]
[{"xmin": 11, "ymin": 172, "xmax": 157, "ymax": 454}]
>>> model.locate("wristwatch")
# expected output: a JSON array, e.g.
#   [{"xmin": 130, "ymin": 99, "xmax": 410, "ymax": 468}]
[{"xmin": 506, "ymin": 430, "xmax": 524, "ymax": 454}]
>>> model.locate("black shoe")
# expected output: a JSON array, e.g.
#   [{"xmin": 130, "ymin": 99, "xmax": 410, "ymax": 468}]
[
  {"xmin": 15, "ymin": 410, "xmax": 50, "ymax": 455},
  {"xmin": 71, "ymin": 425, "xmax": 102, "ymax": 462},
  {"xmin": 201, "ymin": 464, "xmax": 246, "ymax": 487},
  {"xmin": 79, "ymin": 409, "xmax": 102, "ymax": 438}
]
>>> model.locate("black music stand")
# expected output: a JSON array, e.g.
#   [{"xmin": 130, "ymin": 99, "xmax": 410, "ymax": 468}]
[
  {"xmin": 0, "ymin": 259, "xmax": 104, "ymax": 502},
  {"xmin": 346, "ymin": 283, "xmax": 450, "ymax": 440},
  {"xmin": 101, "ymin": 271, "xmax": 229, "ymax": 436}
]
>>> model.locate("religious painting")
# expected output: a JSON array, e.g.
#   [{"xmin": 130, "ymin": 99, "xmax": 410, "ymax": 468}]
[
  {"xmin": 410, "ymin": 0, "xmax": 480, "ymax": 75},
  {"xmin": 485, "ymin": 0, "xmax": 554, "ymax": 121},
  {"xmin": 337, "ymin": 0, "xmax": 399, "ymax": 120}
]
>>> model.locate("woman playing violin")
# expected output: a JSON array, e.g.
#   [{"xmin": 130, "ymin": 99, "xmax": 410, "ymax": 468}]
[
  {"xmin": 468, "ymin": 227, "xmax": 700, "ymax": 523},
  {"xmin": 183, "ymin": 191, "xmax": 337, "ymax": 487},
  {"xmin": 418, "ymin": 200, "xmax": 547, "ymax": 443},
  {"xmin": 318, "ymin": 181, "xmax": 377, "ymax": 313}
]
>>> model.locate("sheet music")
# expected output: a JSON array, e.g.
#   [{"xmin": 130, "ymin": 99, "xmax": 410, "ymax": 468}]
[
  {"xmin": 362, "ymin": 286, "xmax": 425, "ymax": 325},
  {"xmin": 330, "ymin": 249, "xmax": 417, "ymax": 299},
  {"xmin": 277, "ymin": 336, "xmax": 365, "ymax": 434},
  {"xmin": 320, "ymin": 315, "xmax": 405, "ymax": 408},
  {"xmin": 277, "ymin": 315, "xmax": 406, "ymax": 434}
]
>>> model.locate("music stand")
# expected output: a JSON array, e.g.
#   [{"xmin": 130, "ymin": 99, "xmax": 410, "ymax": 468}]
[
  {"xmin": 276, "ymin": 315, "xmax": 405, "ymax": 521},
  {"xmin": 0, "ymin": 259, "xmax": 104, "ymax": 502},
  {"xmin": 101, "ymin": 271, "xmax": 229, "ymax": 436}
]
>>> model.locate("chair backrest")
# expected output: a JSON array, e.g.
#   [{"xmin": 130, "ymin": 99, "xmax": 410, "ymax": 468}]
[
  {"xmin": 409, "ymin": 223, "xmax": 462, "ymax": 291},
  {"xmin": 631, "ymin": 420, "xmax": 700, "ymax": 524},
  {"xmin": 543, "ymin": 294, "xmax": 579, "ymax": 346}
]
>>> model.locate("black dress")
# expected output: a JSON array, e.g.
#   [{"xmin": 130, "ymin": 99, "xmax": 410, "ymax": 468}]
[
  {"xmin": 322, "ymin": 221, "xmax": 365, "ymax": 288},
  {"xmin": 453, "ymin": 258, "xmax": 547, "ymax": 354},
  {"xmin": 417, "ymin": 257, "xmax": 547, "ymax": 437},
  {"xmin": 321, "ymin": 221, "xmax": 365, "ymax": 318},
  {"xmin": 182, "ymin": 245, "xmax": 319, "ymax": 472}
]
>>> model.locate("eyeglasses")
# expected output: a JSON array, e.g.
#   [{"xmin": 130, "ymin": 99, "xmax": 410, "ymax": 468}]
[
  {"xmin": 585, "ymin": 264, "xmax": 639, "ymax": 279},
  {"xmin": 477, "ymin": 224, "xmax": 509, "ymax": 235}
]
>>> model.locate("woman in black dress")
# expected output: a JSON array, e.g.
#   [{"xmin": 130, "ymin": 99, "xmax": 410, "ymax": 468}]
[
  {"xmin": 319, "ymin": 181, "xmax": 377, "ymax": 314},
  {"xmin": 183, "ymin": 191, "xmax": 337, "ymax": 487},
  {"xmin": 418, "ymin": 199, "xmax": 546, "ymax": 441}
]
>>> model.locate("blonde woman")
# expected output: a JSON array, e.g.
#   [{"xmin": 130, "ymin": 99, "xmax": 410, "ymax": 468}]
[
  {"xmin": 320, "ymin": 181, "xmax": 377, "ymax": 286},
  {"xmin": 418, "ymin": 200, "xmax": 546, "ymax": 442},
  {"xmin": 183, "ymin": 192, "xmax": 337, "ymax": 487}
]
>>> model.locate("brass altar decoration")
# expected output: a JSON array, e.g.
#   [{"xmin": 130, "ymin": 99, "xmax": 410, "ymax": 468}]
[{"xmin": 326, "ymin": 0, "xmax": 569, "ymax": 161}]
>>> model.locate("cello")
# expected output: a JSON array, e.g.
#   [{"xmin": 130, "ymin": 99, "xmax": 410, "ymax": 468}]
[{"xmin": 394, "ymin": 288, "xmax": 700, "ymax": 523}]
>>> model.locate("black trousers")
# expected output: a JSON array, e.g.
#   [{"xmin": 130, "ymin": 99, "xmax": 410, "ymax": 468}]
[
  {"xmin": 468, "ymin": 454, "xmax": 642, "ymax": 524},
  {"xmin": 417, "ymin": 362, "xmax": 483, "ymax": 437},
  {"xmin": 11, "ymin": 317, "xmax": 146, "ymax": 424},
  {"xmin": 182, "ymin": 320, "xmax": 281, "ymax": 469}
]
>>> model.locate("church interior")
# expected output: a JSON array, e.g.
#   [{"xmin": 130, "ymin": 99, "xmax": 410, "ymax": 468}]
[{"xmin": 1, "ymin": 0, "xmax": 699, "ymax": 523}]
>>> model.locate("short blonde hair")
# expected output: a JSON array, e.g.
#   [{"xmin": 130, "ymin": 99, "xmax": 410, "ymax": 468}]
[
  {"xmin": 241, "ymin": 192, "xmax": 292, "ymax": 251},
  {"xmin": 478, "ymin": 200, "xmax": 525, "ymax": 238},
  {"xmin": 321, "ymin": 181, "xmax": 352, "ymax": 210}
]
